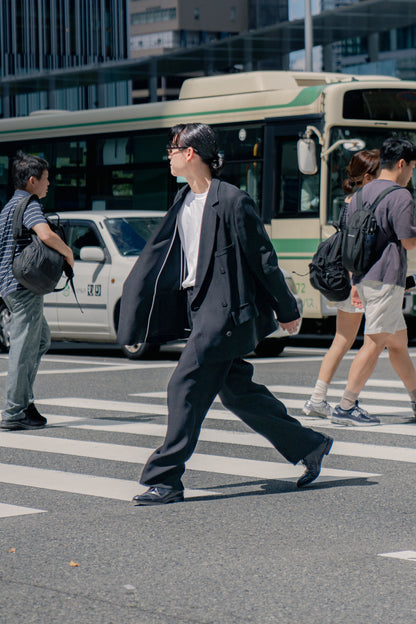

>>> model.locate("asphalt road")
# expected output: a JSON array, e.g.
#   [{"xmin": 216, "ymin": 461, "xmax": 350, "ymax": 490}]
[{"xmin": 1, "ymin": 342, "xmax": 416, "ymax": 623}]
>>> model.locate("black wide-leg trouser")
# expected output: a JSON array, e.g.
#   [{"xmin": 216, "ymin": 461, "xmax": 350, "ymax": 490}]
[{"xmin": 139, "ymin": 336, "xmax": 326, "ymax": 491}]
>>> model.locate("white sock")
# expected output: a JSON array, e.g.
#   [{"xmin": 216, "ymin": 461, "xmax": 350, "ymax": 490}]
[
  {"xmin": 311, "ymin": 380, "xmax": 329, "ymax": 403},
  {"xmin": 409, "ymin": 389, "xmax": 416, "ymax": 403}
]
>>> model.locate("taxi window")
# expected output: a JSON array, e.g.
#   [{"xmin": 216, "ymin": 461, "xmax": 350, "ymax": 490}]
[
  {"xmin": 105, "ymin": 216, "xmax": 163, "ymax": 256},
  {"xmin": 65, "ymin": 222, "xmax": 103, "ymax": 260}
]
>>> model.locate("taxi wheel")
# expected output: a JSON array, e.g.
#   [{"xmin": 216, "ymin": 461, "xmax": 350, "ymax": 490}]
[
  {"xmin": 254, "ymin": 338, "xmax": 286, "ymax": 357},
  {"xmin": 120, "ymin": 342, "xmax": 160, "ymax": 360},
  {"xmin": 0, "ymin": 302, "xmax": 11, "ymax": 353}
]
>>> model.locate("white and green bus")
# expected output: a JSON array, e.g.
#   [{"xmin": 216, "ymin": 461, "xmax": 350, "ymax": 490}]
[{"xmin": 1, "ymin": 70, "xmax": 416, "ymax": 325}]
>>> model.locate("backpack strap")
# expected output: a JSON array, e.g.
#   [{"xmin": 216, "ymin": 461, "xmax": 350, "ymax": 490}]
[
  {"xmin": 10, "ymin": 194, "xmax": 39, "ymax": 264},
  {"xmin": 356, "ymin": 184, "xmax": 402, "ymax": 215}
]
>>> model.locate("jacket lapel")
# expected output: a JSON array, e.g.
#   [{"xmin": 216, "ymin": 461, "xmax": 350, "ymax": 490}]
[
  {"xmin": 155, "ymin": 184, "xmax": 189, "ymax": 242},
  {"xmin": 193, "ymin": 178, "xmax": 220, "ymax": 294}
]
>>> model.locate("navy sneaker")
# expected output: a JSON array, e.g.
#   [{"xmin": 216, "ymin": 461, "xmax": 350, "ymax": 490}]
[{"xmin": 331, "ymin": 403, "xmax": 380, "ymax": 426}]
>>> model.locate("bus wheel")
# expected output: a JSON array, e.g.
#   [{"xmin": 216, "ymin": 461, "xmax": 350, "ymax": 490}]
[
  {"xmin": 120, "ymin": 342, "xmax": 160, "ymax": 360},
  {"xmin": 254, "ymin": 338, "xmax": 286, "ymax": 357},
  {"xmin": 0, "ymin": 302, "xmax": 11, "ymax": 352}
]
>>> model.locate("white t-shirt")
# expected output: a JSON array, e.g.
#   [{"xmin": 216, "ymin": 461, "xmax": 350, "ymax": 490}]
[{"xmin": 178, "ymin": 189, "xmax": 208, "ymax": 288}]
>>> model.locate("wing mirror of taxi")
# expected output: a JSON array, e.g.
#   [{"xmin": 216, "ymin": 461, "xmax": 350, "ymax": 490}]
[{"xmin": 79, "ymin": 246, "xmax": 106, "ymax": 263}]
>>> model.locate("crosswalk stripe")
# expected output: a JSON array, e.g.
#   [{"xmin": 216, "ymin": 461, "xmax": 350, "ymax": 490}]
[
  {"xmin": 129, "ymin": 391, "xmax": 414, "ymax": 417},
  {"xmin": 269, "ymin": 385, "xmax": 412, "ymax": 403},
  {"xmin": 331, "ymin": 378, "xmax": 405, "ymax": 388},
  {"xmin": 36, "ymin": 393, "xmax": 414, "ymax": 422},
  {"xmin": 0, "ymin": 503, "xmax": 45, "ymax": 518},
  {"xmin": 0, "ymin": 362, "xmax": 176, "ymax": 377},
  {"xmin": 36, "ymin": 397, "xmax": 238, "ymax": 421},
  {"xmin": 0, "ymin": 434, "xmax": 378, "ymax": 484},
  {"xmin": 2, "ymin": 415, "xmax": 414, "ymax": 462},
  {"xmin": 35, "ymin": 396, "xmax": 415, "ymax": 427},
  {"xmin": 0, "ymin": 463, "xmax": 216, "ymax": 501}
]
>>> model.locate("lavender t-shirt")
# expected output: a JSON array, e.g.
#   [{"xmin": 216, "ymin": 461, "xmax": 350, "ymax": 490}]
[{"xmin": 346, "ymin": 179, "xmax": 416, "ymax": 287}]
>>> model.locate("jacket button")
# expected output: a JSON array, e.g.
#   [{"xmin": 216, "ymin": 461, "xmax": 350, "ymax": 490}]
[
  {"xmin": 220, "ymin": 267, "xmax": 226, "ymax": 274},
  {"xmin": 226, "ymin": 330, "xmax": 232, "ymax": 337},
  {"xmin": 222, "ymin": 301, "xmax": 227, "ymax": 307}
]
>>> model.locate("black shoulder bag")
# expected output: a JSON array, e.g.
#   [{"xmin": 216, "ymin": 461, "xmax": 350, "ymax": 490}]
[{"xmin": 11, "ymin": 194, "xmax": 75, "ymax": 297}]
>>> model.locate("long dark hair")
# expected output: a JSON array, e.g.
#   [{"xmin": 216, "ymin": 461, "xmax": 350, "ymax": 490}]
[
  {"xmin": 168, "ymin": 123, "xmax": 224, "ymax": 176},
  {"xmin": 342, "ymin": 149, "xmax": 380, "ymax": 195}
]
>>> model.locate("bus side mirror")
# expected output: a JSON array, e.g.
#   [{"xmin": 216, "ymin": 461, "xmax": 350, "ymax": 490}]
[{"xmin": 297, "ymin": 138, "xmax": 318, "ymax": 175}]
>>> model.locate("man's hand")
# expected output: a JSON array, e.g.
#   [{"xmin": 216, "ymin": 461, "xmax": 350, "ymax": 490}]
[{"xmin": 279, "ymin": 317, "xmax": 301, "ymax": 335}]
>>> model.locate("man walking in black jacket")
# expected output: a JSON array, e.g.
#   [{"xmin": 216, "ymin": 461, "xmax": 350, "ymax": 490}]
[{"xmin": 118, "ymin": 123, "xmax": 333, "ymax": 504}]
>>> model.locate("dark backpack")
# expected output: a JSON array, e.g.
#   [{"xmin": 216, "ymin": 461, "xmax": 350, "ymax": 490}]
[
  {"xmin": 341, "ymin": 184, "xmax": 401, "ymax": 277},
  {"xmin": 11, "ymin": 194, "xmax": 74, "ymax": 295},
  {"xmin": 309, "ymin": 230, "xmax": 351, "ymax": 301},
  {"xmin": 309, "ymin": 211, "xmax": 351, "ymax": 302}
]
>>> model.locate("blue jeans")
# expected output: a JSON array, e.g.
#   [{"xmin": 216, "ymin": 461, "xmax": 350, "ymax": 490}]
[{"xmin": 2, "ymin": 289, "xmax": 51, "ymax": 422}]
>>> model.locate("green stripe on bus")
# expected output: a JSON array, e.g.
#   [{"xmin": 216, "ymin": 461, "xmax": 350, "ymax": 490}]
[
  {"xmin": 271, "ymin": 239, "xmax": 319, "ymax": 253},
  {"xmin": 1, "ymin": 86, "xmax": 325, "ymax": 136}
]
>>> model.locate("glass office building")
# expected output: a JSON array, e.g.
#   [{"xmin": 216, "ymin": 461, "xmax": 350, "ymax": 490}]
[{"xmin": 0, "ymin": 0, "xmax": 129, "ymax": 117}]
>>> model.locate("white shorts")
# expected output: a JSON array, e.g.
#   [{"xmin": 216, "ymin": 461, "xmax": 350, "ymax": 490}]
[
  {"xmin": 356, "ymin": 280, "xmax": 406, "ymax": 335},
  {"xmin": 333, "ymin": 298, "xmax": 363, "ymax": 314}
]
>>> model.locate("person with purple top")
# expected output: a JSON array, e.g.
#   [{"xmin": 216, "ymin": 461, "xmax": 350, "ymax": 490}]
[{"xmin": 332, "ymin": 137, "xmax": 416, "ymax": 426}]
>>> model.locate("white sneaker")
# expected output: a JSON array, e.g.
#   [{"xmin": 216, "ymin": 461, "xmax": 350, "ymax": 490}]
[{"xmin": 303, "ymin": 399, "xmax": 332, "ymax": 419}]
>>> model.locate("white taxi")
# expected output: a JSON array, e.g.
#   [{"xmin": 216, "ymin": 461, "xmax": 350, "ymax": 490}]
[{"xmin": 0, "ymin": 210, "xmax": 302, "ymax": 359}]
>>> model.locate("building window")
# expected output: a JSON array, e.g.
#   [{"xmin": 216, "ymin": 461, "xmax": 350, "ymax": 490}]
[
  {"xmin": 230, "ymin": 7, "xmax": 236, "ymax": 22},
  {"xmin": 131, "ymin": 8, "xmax": 176, "ymax": 26},
  {"xmin": 194, "ymin": 8, "xmax": 200, "ymax": 20}
]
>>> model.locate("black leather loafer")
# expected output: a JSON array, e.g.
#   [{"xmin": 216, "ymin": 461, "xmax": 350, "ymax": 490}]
[
  {"xmin": 132, "ymin": 486, "xmax": 184, "ymax": 505},
  {"xmin": 297, "ymin": 436, "xmax": 333, "ymax": 488}
]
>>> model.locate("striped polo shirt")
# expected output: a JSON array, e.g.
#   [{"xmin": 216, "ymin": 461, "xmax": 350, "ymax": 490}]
[{"xmin": 0, "ymin": 190, "xmax": 47, "ymax": 298}]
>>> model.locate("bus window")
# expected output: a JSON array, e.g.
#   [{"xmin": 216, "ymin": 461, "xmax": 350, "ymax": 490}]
[
  {"xmin": 131, "ymin": 167, "xmax": 167, "ymax": 211},
  {"xmin": 215, "ymin": 125, "xmax": 263, "ymax": 162},
  {"xmin": 55, "ymin": 141, "xmax": 87, "ymax": 167},
  {"xmin": 276, "ymin": 139, "xmax": 319, "ymax": 217},
  {"xmin": 90, "ymin": 166, "xmax": 168, "ymax": 211},
  {"xmin": 221, "ymin": 161, "xmax": 262, "ymax": 207},
  {"xmin": 300, "ymin": 174, "xmax": 320, "ymax": 212},
  {"xmin": 98, "ymin": 137, "xmax": 132, "ymax": 165}
]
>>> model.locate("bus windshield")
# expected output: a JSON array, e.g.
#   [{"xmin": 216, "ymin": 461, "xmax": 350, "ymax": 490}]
[
  {"xmin": 343, "ymin": 89, "xmax": 416, "ymax": 122},
  {"xmin": 327, "ymin": 127, "xmax": 416, "ymax": 223}
]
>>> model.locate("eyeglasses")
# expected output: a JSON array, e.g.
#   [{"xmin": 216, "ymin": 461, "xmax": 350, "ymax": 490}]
[{"xmin": 166, "ymin": 144, "xmax": 188, "ymax": 154}]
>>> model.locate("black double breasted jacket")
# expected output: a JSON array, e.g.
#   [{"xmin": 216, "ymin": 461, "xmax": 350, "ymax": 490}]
[{"xmin": 117, "ymin": 178, "xmax": 300, "ymax": 364}]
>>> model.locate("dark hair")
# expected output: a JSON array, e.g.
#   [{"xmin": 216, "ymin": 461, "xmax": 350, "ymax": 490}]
[
  {"xmin": 12, "ymin": 150, "xmax": 49, "ymax": 190},
  {"xmin": 380, "ymin": 137, "xmax": 416, "ymax": 170},
  {"xmin": 168, "ymin": 123, "xmax": 224, "ymax": 176},
  {"xmin": 342, "ymin": 149, "xmax": 380, "ymax": 195}
]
